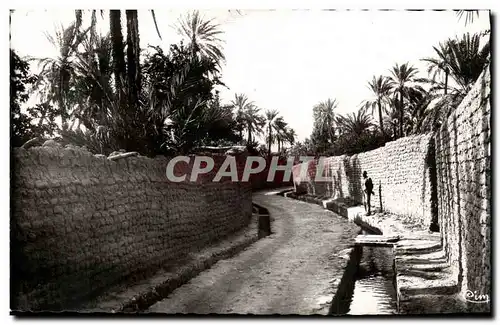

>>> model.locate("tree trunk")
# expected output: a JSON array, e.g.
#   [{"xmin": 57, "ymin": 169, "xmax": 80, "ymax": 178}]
[
  {"xmin": 75, "ymin": 10, "xmax": 83, "ymax": 31},
  {"xmin": 268, "ymin": 123, "xmax": 272, "ymax": 158},
  {"xmin": 247, "ymin": 121, "xmax": 252, "ymax": 143},
  {"xmin": 126, "ymin": 10, "xmax": 141, "ymax": 111},
  {"xmin": 399, "ymin": 90, "xmax": 404, "ymax": 138},
  {"xmin": 59, "ymin": 69, "xmax": 70, "ymax": 131},
  {"xmin": 330, "ymin": 118, "xmax": 335, "ymax": 144},
  {"xmin": 59, "ymin": 95, "xmax": 67, "ymax": 131},
  {"xmin": 191, "ymin": 34, "xmax": 197, "ymax": 57},
  {"xmin": 277, "ymin": 138, "xmax": 281, "ymax": 153},
  {"xmin": 110, "ymin": 10, "xmax": 126, "ymax": 109},
  {"xmin": 444, "ymin": 68, "xmax": 449, "ymax": 95},
  {"xmin": 378, "ymin": 98, "xmax": 385, "ymax": 136}
]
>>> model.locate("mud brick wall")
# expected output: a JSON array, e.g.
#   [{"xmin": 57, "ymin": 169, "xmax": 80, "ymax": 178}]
[
  {"xmin": 435, "ymin": 63, "xmax": 491, "ymax": 305},
  {"xmin": 292, "ymin": 134, "xmax": 435, "ymax": 227},
  {"xmin": 11, "ymin": 147, "xmax": 252, "ymax": 311}
]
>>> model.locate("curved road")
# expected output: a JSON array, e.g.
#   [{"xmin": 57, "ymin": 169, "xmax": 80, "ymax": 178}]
[{"xmin": 148, "ymin": 191, "xmax": 360, "ymax": 315}]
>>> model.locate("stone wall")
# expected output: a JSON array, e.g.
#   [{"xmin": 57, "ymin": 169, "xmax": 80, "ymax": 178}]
[
  {"xmin": 292, "ymin": 134, "xmax": 436, "ymax": 228},
  {"xmin": 435, "ymin": 63, "xmax": 491, "ymax": 306},
  {"xmin": 11, "ymin": 146, "xmax": 252, "ymax": 311}
]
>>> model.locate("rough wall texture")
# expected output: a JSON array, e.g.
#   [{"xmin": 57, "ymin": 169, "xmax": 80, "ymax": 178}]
[
  {"xmin": 292, "ymin": 134, "xmax": 435, "ymax": 228},
  {"xmin": 11, "ymin": 146, "xmax": 252, "ymax": 311},
  {"xmin": 435, "ymin": 63, "xmax": 491, "ymax": 305}
]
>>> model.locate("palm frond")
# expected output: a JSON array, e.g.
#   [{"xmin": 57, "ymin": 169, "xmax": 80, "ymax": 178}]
[
  {"xmin": 174, "ymin": 10, "xmax": 225, "ymax": 63},
  {"xmin": 456, "ymin": 10, "xmax": 480, "ymax": 26},
  {"xmin": 150, "ymin": 10, "xmax": 162, "ymax": 40}
]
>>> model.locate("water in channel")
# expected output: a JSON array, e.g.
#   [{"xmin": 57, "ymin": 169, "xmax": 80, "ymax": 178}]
[{"xmin": 346, "ymin": 245, "xmax": 398, "ymax": 315}]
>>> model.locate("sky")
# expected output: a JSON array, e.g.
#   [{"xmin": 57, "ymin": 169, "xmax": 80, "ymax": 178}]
[{"xmin": 10, "ymin": 9, "xmax": 491, "ymax": 143}]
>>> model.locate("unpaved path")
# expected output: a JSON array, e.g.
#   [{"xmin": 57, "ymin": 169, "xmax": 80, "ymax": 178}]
[{"xmin": 148, "ymin": 191, "xmax": 360, "ymax": 315}]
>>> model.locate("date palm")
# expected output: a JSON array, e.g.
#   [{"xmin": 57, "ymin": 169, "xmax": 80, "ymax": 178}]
[
  {"xmin": 312, "ymin": 98, "xmax": 338, "ymax": 145},
  {"xmin": 456, "ymin": 10, "xmax": 480, "ymax": 26},
  {"xmin": 175, "ymin": 10, "xmax": 225, "ymax": 63},
  {"xmin": 265, "ymin": 109, "xmax": 280, "ymax": 158},
  {"xmin": 422, "ymin": 33, "xmax": 489, "ymax": 97},
  {"xmin": 244, "ymin": 105, "xmax": 266, "ymax": 144},
  {"xmin": 360, "ymin": 76, "xmax": 394, "ymax": 136},
  {"xmin": 285, "ymin": 128, "xmax": 296, "ymax": 147},
  {"xmin": 335, "ymin": 110, "xmax": 374, "ymax": 137},
  {"xmin": 273, "ymin": 118, "xmax": 289, "ymax": 153},
  {"xmin": 405, "ymin": 87, "xmax": 433, "ymax": 134},
  {"xmin": 445, "ymin": 33, "xmax": 490, "ymax": 94},
  {"xmin": 109, "ymin": 9, "xmax": 162, "ymax": 111},
  {"xmin": 71, "ymin": 32, "xmax": 114, "ymax": 130},
  {"xmin": 126, "ymin": 10, "xmax": 141, "ymax": 110},
  {"xmin": 389, "ymin": 63, "xmax": 421, "ymax": 138},
  {"xmin": 109, "ymin": 10, "xmax": 126, "ymax": 108},
  {"xmin": 383, "ymin": 100, "xmax": 400, "ymax": 139},
  {"xmin": 278, "ymin": 126, "xmax": 297, "ymax": 155},
  {"xmin": 422, "ymin": 42, "xmax": 453, "ymax": 95},
  {"xmin": 34, "ymin": 21, "xmax": 89, "ymax": 131},
  {"xmin": 418, "ymin": 32, "xmax": 489, "ymax": 135},
  {"xmin": 230, "ymin": 93, "xmax": 254, "ymax": 142}
]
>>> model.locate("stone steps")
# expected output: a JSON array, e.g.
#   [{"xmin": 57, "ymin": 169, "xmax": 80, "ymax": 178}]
[
  {"xmin": 398, "ymin": 293, "xmax": 466, "ymax": 314},
  {"xmin": 354, "ymin": 234, "xmax": 400, "ymax": 247},
  {"xmin": 395, "ymin": 237, "xmax": 459, "ymax": 308},
  {"xmin": 395, "ymin": 240, "xmax": 442, "ymax": 255}
]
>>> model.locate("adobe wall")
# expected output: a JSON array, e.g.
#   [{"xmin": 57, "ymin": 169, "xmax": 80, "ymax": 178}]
[{"xmin": 11, "ymin": 146, "xmax": 252, "ymax": 311}]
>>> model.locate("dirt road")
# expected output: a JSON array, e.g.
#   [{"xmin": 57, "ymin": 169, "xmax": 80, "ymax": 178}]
[{"xmin": 148, "ymin": 191, "xmax": 359, "ymax": 315}]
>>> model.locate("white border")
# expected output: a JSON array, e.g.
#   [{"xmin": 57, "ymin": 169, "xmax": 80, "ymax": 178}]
[{"xmin": 2, "ymin": 1, "xmax": 498, "ymax": 324}]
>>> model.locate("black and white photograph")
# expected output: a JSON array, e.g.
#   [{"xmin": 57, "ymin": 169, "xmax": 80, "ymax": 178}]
[{"xmin": 7, "ymin": 5, "xmax": 493, "ymax": 318}]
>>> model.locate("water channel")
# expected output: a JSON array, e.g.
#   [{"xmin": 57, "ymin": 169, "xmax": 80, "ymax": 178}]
[
  {"xmin": 329, "ymin": 241, "xmax": 398, "ymax": 315},
  {"xmin": 346, "ymin": 244, "xmax": 398, "ymax": 315},
  {"xmin": 278, "ymin": 190, "xmax": 399, "ymax": 315}
]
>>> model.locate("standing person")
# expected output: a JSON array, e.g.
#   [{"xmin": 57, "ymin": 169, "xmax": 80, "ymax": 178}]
[{"xmin": 363, "ymin": 171, "xmax": 375, "ymax": 215}]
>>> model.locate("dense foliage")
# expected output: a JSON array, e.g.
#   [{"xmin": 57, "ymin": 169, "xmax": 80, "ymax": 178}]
[
  {"xmin": 11, "ymin": 10, "xmax": 297, "ymax": 158},
  {"xmin": 11, "ymin": 10, "xmax": 489, "ymax": 159},
  {"xmin": 11, "ymin": 49, "xmax": 58, "ymax": 147},
  {"xmin": 305, "ymin": 29, "xmax": 490, "ymax": 157}
]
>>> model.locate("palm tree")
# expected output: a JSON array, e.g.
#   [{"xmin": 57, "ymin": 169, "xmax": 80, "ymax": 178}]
[
  {"xmin": 414, "ymin": 93, "xmax": 464, "ymax": 134},
  {"xmin": 276, "ymin": 126, "xmax": 296, "ymax": 156},
  {"xmin": 422, "ymin": 33, "xmax": 489, "ymax": 97},
  {"xmin": 383, "ymin": 102, "xmax": 400, "ymax": 139},
  {"xmin": 109, "ymin": 10, "xmax": 126, "ymax": 109},
  {"xmin": 360, "ymin": 76, "xmax": 394, "ymax": 136},
  {"xmin": 273, "ymin": 117, "xmax": 288, "ymax": 153},
  {"xmin": 445, "ymin": 33, "xmax": 490, "ymax": 94},
  {"xmin": 71, "ymin": 32, "xmax": 114, "ymax": 130},
  {"xmin": 421, "ymin": 42, "xmax": 453, "ymax": 95},
  {"xmin": 34, "ymin": 22, "xmax": 88, "ymax": 131},
  {"xmin": 456, "ymin": 10, "xmax": 480, "ymax": 25},
  {"xmin": 336, "ymin": 110, "xmax": 374, "ymax": 137},
  {"xmin": 109, "ymin": 9, "xmax": 163, "ymax": 111},
  {"xmin": 126, "ymin": 10, "xmax": 141, "ymax": 110},
  {"xmin": 265, "ymin": 109, "xmax": 280, "ymax": 158},
  {"xmin": 389, "ymin": 63, "xmax": 421, "ymax": 138},
  {"xmin": 285, "ymin": 127, "xmax": 296, "ymax": 147},
  {"xmin": 405, "ymin": 87, "xmax": 433, "ymax": 134},
  {"xmin": 416, "ymin": 32, "xmax": 490, "ymax": 134},
  {"xmin": 175, "ymin": 10, "xmax": 225, "ymax": 63},
  {"xmin": 312, "ymin": 98, "xmax": 338, "ymax": 145},
  {"xmin": 244, "ymin": 105, "xmax": 265, "ymax": 144},
  {"xmin": 230, "ymin": 93, "xmax": 254, "ymax": 141}
]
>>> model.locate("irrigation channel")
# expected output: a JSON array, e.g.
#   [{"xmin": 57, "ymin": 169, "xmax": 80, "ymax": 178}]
[
  {"xmin": 277, "ymin": 190, "xmax": 398, "ymax": 315},
  {"xmin": 340, "ymin": 243, "xmax": 398, "ymax": 315}
]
